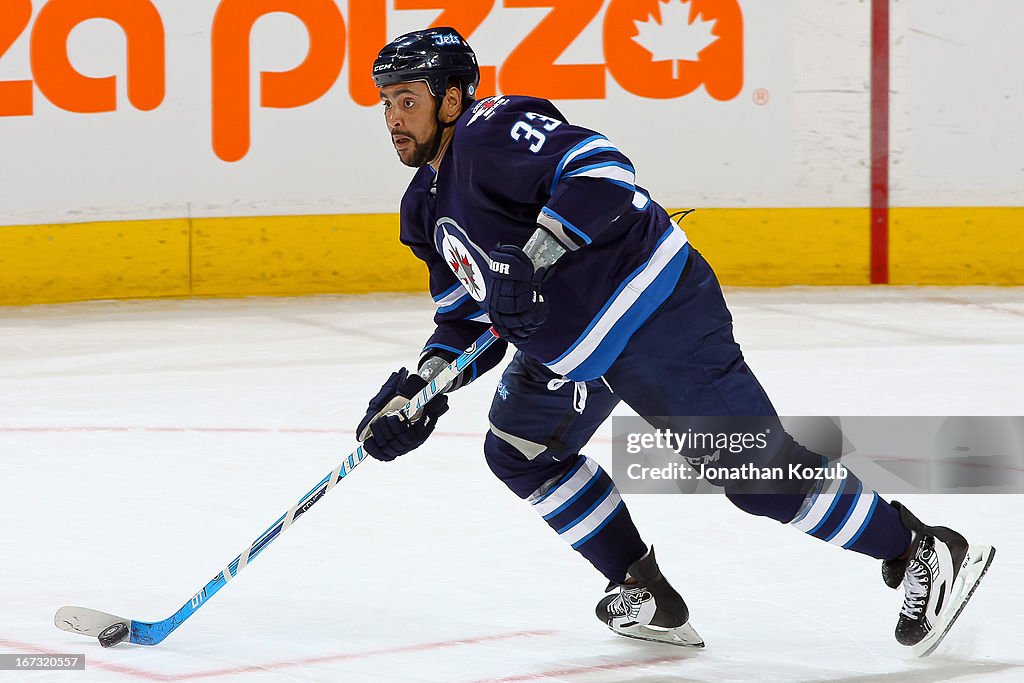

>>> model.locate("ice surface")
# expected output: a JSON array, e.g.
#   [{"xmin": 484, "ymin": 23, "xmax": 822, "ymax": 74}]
[{"xmin": 1, "ymin": 287, "xmax": 1022, "ymax": 682}]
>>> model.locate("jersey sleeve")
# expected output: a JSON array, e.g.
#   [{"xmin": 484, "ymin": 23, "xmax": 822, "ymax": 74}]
[{"xmin": 539, "ymin": 136, "xmax": 648, "ymax": 251}]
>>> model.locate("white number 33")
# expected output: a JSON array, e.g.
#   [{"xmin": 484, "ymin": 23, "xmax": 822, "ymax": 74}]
[{"xmin": 510, "ymin": 112, "xmax": 562, "ymax": 153}]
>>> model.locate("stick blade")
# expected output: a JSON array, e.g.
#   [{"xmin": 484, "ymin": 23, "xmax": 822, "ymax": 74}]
[{"xmin": 55, "ymin": 606, "xmax": 130, "ymax": 638}]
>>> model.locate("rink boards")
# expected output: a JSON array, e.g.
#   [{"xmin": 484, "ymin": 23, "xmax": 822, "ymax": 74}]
[{"xmin": 2, "ymin": 207, "xmax": 1023, "ymax": 306}]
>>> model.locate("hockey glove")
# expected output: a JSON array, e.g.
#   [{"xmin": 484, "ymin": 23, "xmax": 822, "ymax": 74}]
[
  {"xmin": 487, "ymin": 244, "xmax": 550, "ymax": 344},
  {"xmin": 356, "ymin": 368, "xmax": 448, "ymax": 462}
]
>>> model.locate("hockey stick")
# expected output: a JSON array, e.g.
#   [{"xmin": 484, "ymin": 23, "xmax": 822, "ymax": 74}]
[{"xmin": 55, "ymin": 327, "xmax": 500, "ymax": 647}]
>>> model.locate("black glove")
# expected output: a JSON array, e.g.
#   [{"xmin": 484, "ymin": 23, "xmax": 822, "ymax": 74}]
[
  {"xmin": 356, "ymin": 368, "xmax": 448, "ymax": 462},
  {"xmin": 487, "ymin": 244, "xmax": 549, "ymax": 344}
]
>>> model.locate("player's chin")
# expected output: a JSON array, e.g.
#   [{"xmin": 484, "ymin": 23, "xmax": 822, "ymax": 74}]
[{"xmin": 396, "ymin": 149, "xmax": 427, "ymax": 168}]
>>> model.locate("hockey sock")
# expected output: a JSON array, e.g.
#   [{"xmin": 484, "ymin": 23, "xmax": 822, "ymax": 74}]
[
  {"xmin": 789, "ymin": 461, "xmax": 911, "ymax": 560},
  {"xmin": 529, "ymin": 455, "xmax": 647, "ymax": 583}
]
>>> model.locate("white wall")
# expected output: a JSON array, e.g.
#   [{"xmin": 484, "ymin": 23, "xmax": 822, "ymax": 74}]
[
  {"xmin": 0, "ymin": 1, "xmax": 1019, "ymax": 227},
  {"xmin": 891, "ymin": 0, "xmax": 1024, "ymax": 206}
]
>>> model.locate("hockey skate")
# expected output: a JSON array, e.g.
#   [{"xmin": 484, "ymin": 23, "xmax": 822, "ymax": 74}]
[
  {"xmin": 595, "ymin": 547, "xmax": 704, "ymax": 648},
  {"xmin": 885, "ymin": 501, "xmax": 995, "ymax": 657}
]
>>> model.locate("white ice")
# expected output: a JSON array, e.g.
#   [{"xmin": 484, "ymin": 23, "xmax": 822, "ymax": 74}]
[{"xmin": 1, "ymin": 287, "xmax": 1022, "ymax": 682}]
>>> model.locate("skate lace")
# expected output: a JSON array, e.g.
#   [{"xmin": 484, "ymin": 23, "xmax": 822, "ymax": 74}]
[
  {"xmin": 900, "ymin": 558, "xmax": 930, "ymax": 619},
  {"xmin": 607, "ymin": 585, "xmax": 652, "ymax": 619}
]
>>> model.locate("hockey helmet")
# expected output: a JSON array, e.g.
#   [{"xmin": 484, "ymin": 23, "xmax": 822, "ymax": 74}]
[{"xmin": 372, "ymin": 27, "xmax": 480, "ymax": 105}]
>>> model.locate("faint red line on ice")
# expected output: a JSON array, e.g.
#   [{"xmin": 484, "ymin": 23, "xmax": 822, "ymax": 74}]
[
  {"xmin": 471, "ymin": 652, "xmax": 697, "ymax": 682},
  {"xmin": 172, "ymin": 629, "xmax": 557, "ymax": 680},
  {"xmin": 1, "ymin": 630, "xmax": 558, "ymax": 681},
  {"xmin": 0, "ymin": 425, "xmax": 614, "ymax": 443},
  {"xmin": 854, "ymin": 452, "xmax": 1024, "ymax": 474},
  {"xmin": 0, "ymin": 638, "xmax": 167, "ymax": 681},
  {"xmin": 0, "ymin": 426, "xmax": 347, "ymax": 434},
  {"xmin": 923, "ymin": 296, "xmax": 1024, "ymax": 318}
]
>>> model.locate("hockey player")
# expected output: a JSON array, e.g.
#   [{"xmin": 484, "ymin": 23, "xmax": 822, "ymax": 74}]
[{"xmin": 356, "ymin": 27, "xmax": 994, "ymax": 654}]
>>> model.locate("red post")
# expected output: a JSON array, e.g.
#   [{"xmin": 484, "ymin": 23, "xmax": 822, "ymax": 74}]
[{"xmin": 870, "ymin": 0, "xmax": 890, "ymax": 284}]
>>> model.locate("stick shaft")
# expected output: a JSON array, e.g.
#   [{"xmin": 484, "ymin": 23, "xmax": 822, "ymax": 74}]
[{"xmin": 130, "ymin": 328, "xmax": 500, "ymax": 645}]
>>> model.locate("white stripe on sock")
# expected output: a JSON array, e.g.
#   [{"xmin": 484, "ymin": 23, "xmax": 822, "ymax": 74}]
[
  {"xmin": 791, "ymin": 467, "xmax": 848, "ymax": 533},
  {"xmin": 559, "ymin": 488, "xmax": 621, "ymax": 547},
  {"xmin": 828, "ymin": 492, "xmax": 876, "ymax": 547},
  {"xmin": 531, "ymin": 457, "xmax": 600, "ymax": 519}
]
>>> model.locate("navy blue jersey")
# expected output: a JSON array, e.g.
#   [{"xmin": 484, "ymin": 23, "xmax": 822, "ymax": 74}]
[{"xmin": 401, "ymin": 95, "xmax": 691, "ymax": 381}]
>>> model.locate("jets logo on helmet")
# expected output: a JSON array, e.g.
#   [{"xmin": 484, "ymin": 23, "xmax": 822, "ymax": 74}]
[{"xmin": 432, "ymin": 33, "xmax": 462, "ymax": 47}]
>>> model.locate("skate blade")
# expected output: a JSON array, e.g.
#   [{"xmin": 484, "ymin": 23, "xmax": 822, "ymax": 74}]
[
  {"xmin": 914, "ymin": 544, "xmax": 996, "ymax": 658},
  {"xmin": 609, "ymin": 621, "xmax": 705, "ymax": 648}
]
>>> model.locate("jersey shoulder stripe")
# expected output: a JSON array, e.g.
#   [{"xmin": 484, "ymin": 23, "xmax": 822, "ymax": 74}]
[{"xmin": 550, "ymin": 137, "xmax": 627, "ymax": 193}]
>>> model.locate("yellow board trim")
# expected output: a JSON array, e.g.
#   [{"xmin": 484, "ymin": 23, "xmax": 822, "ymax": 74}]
[
  {"xmin": 1, "ymin": 208, "xmax": 1020, "ymax": 306},
  {"xmin": 190, "ymin": 215, "xmax": 424, "ymax": 296},
  {"xmin": 673, "ymin": 208, "xmax": 870, "ymax": 286},
  {"xmin": 890, "ymin": 207, "xmax": 1024, "ymax": 285},
  {"xmin": 0, "ymin": 219, "xmax": 190, "ymax": 306}
]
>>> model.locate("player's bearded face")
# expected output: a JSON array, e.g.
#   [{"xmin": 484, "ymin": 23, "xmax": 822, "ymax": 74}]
[
  {"xmin": 381, "ymin": 82, "xmax": 444, "ymax": 168},
  {"xmin": 393, "ymin": 123, "xmax": 442, "ymax": 168}
]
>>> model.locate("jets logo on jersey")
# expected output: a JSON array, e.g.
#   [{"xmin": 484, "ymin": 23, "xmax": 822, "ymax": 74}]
[
  {"xmin": 448, "ymin": 247, "xmax": 481, "ymax": 298},
  {"xmin": 467, "ymin": 97, "xmax": 510, "ymax": 127},
  {"xmin": 436, "ymin": 218, "xmax": 488, "ymax": 302}
]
